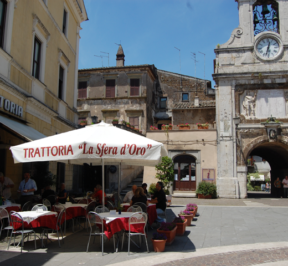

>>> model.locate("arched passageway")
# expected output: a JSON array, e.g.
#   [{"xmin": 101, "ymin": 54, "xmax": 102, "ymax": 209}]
[{"xmin": 248, "ymin": 142, "xmax": 288, "ymax": 197}]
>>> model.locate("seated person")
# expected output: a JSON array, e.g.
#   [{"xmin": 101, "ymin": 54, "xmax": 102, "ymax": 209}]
[
  {"xmin": 57, "ymin": 183, "xmax": 67, "ymax": 204},
  {"xmin": 92, "ymin": 184, "xmax": 106, "ymax": 204},
  {"xmin": 123, "ymin": 185, "xmax": 137, "ymax": 203},
  {"xmin": 142, "ymin": 183, "xmax": 149, "ymax": 196},
  {"xmin": 130, "ymin": 187, "xmax": 148, "ymax": 206},
  {"xmin": 149, "ymin": 182, "xmax": 167, "ymax": 222},
  {"xmin": 42, "ymin": 185, "xmax": 56, "ymax": 205}
]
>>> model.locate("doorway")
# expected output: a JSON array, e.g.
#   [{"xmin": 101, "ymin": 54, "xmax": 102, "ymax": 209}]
[
  {"xmin": 247, "ymin": 142, "xmax": 288, "ymax": 198},
  {"xmin": 173, "ymin": 155, "xmax": 196, "ymax": 191}
]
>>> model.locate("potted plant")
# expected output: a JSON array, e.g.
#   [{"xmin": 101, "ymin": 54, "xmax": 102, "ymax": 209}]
[
  {"xmin": 122, "ymin": 120, "xmax": 127, "ymax": 126},
  {"xmin": 186, "ymin": 206, "xmax": 196, "ymax": 218},
  {"xmin": 179, "ymin": 210, "xmax": 193, "ymax": 226},
  {"xmin": 139, "ymin": 130, "xmax": 142, "ymax": 134},
  {"xmin": 148, "ymin": 183, "xmax": 157, "ymax": 197},
  {"xmin": 135, "ymin": 128, "xmax": 139, "ymax": 132},
  {"xmin": 187, "ymin": 203, "xmax": 198, "ymax": 214},
  {"xmin": 177, "ymin": 123, "xmax": 190, "ymax": 130},
  {"xmin": 157, "ymin": 222, "xmax": 177, "ymax": 245},
  {"xmin": 130, "ymin": 125, "xmax": 135, "ymax": 130},
  {"xmin": 173, "ymin": 216, "xmax": 187, "ymax": 236},
  {"xmin": 126, "ymin": 122, "xmax": 131, "ymax": 128},
  {"xmin": 112, "ymin": 119, "xmax": 119, "ymax": 125},
  {"xmin": 196, "ymin": 181, "xmax": 217, "ymax": 199},
  {"xmin": 197, "ymin": 122, "xmax": 209, "ymax": 129},
  {"xmin": 150, "ymin": 126, "xmax": 158, "ymax": 131},
  {"xmin": 161, "ymin": 124, "xmax": 173, "ymax": 131},
  {"xmin": 79, "ymin": 120, "xmax": 87, "ymax": 126},
  {"xmin": 151, "ymin": 232, "xmax": 167, "ymax": 252}
]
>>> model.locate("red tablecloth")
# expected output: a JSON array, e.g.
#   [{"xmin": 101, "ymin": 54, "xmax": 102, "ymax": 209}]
[
  {"xmin": 12, "ymin": 213, "xmax": 58, "ymax": 230},
  {"xmin": 122, "ymin": 204, "xmax": 157, "ymax": 225},
  {"xmin": 103, "ymin": 217, "xmax": 144, "ymax": 239},
  {"xmin": 52, "ymin": 205, "xmax": 87, "ymax": 223},
  {"xmin": 6, "ymin": 206, "xmax": 21, "ymax": 213}
]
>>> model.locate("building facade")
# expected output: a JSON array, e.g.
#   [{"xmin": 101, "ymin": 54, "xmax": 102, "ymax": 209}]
[
  {"xmin": 213, "ymin": 0, "xmax": 288, "ymax": 198},
  {"xmin": 0, "ymin": 0, "xmax": 87, "ymax": 197}
]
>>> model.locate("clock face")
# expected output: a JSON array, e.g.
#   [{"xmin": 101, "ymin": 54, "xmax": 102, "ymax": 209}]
[{"xmin": 256, "ymin": 38, "xmax": 280, "ymax": 59}]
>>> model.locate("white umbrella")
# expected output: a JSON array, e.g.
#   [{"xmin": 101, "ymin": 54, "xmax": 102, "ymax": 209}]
[{"xmin": 10, "ymin": 121, "xmax": 168, "ymax": 206}]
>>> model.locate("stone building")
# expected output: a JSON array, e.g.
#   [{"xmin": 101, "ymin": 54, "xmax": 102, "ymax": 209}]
[
  {"xmin": 78, "ymin": 46, "xmax": 217, "ymax": 195},
  {"xmin": 144, "ymin": 69, "xmax": 217, "ymax": 195},
  {"xmin": 0, "ymin": 0, "xmax": 87, "ymax": 197},
  {"xmin": 213, "ymin": 0, "xmax": 288, "ymax": 198}
]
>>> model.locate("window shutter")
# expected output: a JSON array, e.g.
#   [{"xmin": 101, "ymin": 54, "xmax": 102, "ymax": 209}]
[
  {"xmin": 78, "ymin": 82, "xmax": 87, "ymax": 99},
  {"xmin": 106, "ymin": 80, "xmax": 115, "ymax": 98},
  {"xmin": 129, "ymin": 117, "xmax": 139, "ymax": 128},
  {"xmin": 130, "ymin": 79, "xmax": 140, "ymax": 96}
]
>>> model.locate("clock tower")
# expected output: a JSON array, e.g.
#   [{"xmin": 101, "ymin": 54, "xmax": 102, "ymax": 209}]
[{"xmin": 213, "ymin": 0, "xmax": 288, "ymax": 198}]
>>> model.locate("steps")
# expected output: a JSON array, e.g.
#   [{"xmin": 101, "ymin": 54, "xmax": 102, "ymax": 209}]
[{"xmin": 120, "ymin": 171, "xmax": 143, "ymax": 196}]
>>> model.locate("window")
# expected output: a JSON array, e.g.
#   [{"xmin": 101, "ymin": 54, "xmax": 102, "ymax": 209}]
[
  {"xmin": 32, "ymin": 37, "xmax": 41, "ymax": 79},
  {"xmin": 129, "ymin": 117, "xmax": 139, "ymax": 128},
  {"xmin": 78, "ymin": 81, "xmax": 87, "ymax": 99},
  {"xmin": 58, "ymin": 65, "xmax": 64, "ymax": 100},
  {"xmin": 160, "ymin": 97, "xmax": 167, "ymax": 109},
  {"xmin": 182, "ymin": 93, "xmax": 189, "ymax": 102},
  {"xmin": 106, "ymin": 79, "xmax": 115, "ymax": 98},
  {"xmin": 0, "ymin": 0, "xmax": 7, "ymax": 49},
  {"xmin": 130, "ymin": 79, "xmax": 140, "ymax": 96},
  {"xmin": 62, "ymin": 9, "xmax": 67, "ymax": 35}
]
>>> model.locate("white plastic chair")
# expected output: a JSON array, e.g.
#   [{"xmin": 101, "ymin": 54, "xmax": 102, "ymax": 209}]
[
  {"xmin": 121, "ymin": 212, "xmax": 149, "ymax": 255},
  {"xmin": 42, "ymin": 198, "xmax": 51, "ymax": 210},
  {"xmin": 31, "ymin": 204, "xmax": 48, "ymax": 212},
  {"xmin": 94, "ymin": 206, "xmax": 109, "ymax": 213},
  {"xmin": 0, "ymin": 207, "xmax": 14, "ymax": 244},
  {"xmin": 86, "ymin": 211, "xmax": 115, "ymax": 255},
  {"xmin": 127, "ymin": 206, "xmax": 142, "ymax": 212}
]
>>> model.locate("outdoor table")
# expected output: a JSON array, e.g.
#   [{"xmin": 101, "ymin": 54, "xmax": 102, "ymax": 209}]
[
  {"xmin": 52, "ymin": 203, "xmax": 87, "ymax": 221},
  {"xmin": 99, "ymin": 212, "xmax": 145, "ymax": 240},
  {"xmin": 1, "ymin": 203, "xmax": 21, "ymax": 213},
  {"xmin": 11, "ymin": 211, "xmax": 58, "ymax": 230},
  {"xmin": 120, "ymin": 203, "xmax": 157, "ymax": 225}
]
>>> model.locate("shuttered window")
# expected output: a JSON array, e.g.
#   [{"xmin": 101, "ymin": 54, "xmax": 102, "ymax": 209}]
[
  {"xmin": 78, "ymin": 81, "xmax": 87, "ymax": 99},
  {"xmin": 106, "ymin": 80, "xmax": 115, "ymax": 98},
  {"xmin": 129, "ymin": 117, "xmax": 139, "ymax": 128},
  {"xmin": 130, "ymin": 79, "xmax": 140, "ymax": 96},
  {"xmin": 160, "ymin": 97, "xmax": 167, "ymax": 109},
  {"xmin": 58, "ymin": 66, "xmax": 64, "ymax": 100},
  {"xmin": 63, "ymin": 9, "xmax": 67, "ymax": 35},
  {"xmin": 32, "ymin": 37, "xmax": 41, "ymax": 79}
]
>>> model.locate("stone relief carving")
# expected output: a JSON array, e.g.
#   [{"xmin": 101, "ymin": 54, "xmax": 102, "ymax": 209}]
[
  {"xmin": 242, "ymin": 90, "xmax": 257, "ymax": 118},
  {"xmin": 220, "ymin": 27, "xmax": 243, "ymax": 48},
  {"xmin": 220, "ymin": 109, "xmax": 231, "ymax": 136}
]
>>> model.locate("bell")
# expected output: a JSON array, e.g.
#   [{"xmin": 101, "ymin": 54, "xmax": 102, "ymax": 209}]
[
  {"xmin": 254, "ymin": 13, "xmax": 259, "ymax": 25},
  {"xmin": 272, "ymin": 12, "xmax": 278, "ymax": 23},
  {"xmin": 261, "ymin": 4, "xmax": 270, "ymax": 16}
]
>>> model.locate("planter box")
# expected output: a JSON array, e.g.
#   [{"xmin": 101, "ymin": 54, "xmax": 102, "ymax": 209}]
[
  {"xmin": 198, "ymin": 126, "xmax": 208, "ymax": 129},
  {"xmin": 152, "ymin": 239, "xmax": 167, "ymax": 252},
  {"xmin": 198, "ymin": 194, "xmax": 212, "ymax": 199},
  {"xmin": 180, "ymin": 214, "xmax": 193, "ymax": 226},
  {"xmin": 112, "ymin": 121, "xmax": 118, "ymax": 125},
  {"xmin": 178, "ymin": 126, "xmax": 190, "ymax": 130},
  {"xmin": 157, "ymin": 226, "xmax": 177, "ymax": 245},
  {"xmin": 175, "ymin": 219, "xmax": 187, "ymax": 236}
]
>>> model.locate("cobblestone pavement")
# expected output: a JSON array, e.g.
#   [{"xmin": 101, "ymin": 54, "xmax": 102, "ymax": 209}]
[{"xmin": 154, "ymin": 247, "xmax": 288, "ymax": 266}]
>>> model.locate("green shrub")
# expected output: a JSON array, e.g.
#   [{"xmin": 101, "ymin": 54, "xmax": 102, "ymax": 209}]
[
  {"xmin": 254, "ymin": 185, "xmax": 261, "ymax": 191},
  {"xmin": 155, "ymin": 156, "xmax": 174, "ymax": 194},
  {"xmin": 148, "ymin": 183, "xmax": 157, "ymax": 195},
  {"xmin": 247, "ymin": 183, "xmax": 254, "ymax": 191},
  {"xmin": 196, "ymin": 181, "xmax": 217, "ymax": 198}
]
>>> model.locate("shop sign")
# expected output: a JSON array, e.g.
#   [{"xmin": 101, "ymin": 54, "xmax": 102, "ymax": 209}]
[{"xmin": 0, "ymin": 96, "xmax": 23, "ymax": 117}]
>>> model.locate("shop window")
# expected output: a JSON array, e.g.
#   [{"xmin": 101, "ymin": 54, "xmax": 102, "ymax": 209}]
[
  {"xmin": 130, "ymin": 79, "xmax": 140, "ymax": 96},
  {"xmin": 32, "ymin": 37, "xmax": 41, "ymax": 79},
  {"xmin": 78, "ymin": 81, "xmax": 87, "ymax": 99},
  {"xmin": 129, "ymin": 117, "xmax": 139, "ymax": 128},
  {"xmin": 0, "ymin": 0, "xmax": 7, "ymax": 49},
  {"xmin": 106, "ymin": 79, "xmax": 115, "ymax": 98},
  {"xmin": 160, "ymin": 97, "xmax": 167, "ymax": 109},
  {"xmin": 182, "ymin": 93, "xmax": 189, "ymax": 102},
  {"xmin": 58, "ymin": 65, "xmax": 64, "ymax": 100}
]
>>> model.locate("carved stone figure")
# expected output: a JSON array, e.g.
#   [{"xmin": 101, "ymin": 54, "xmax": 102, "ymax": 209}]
[{"xmin": 243, "ymin": 90, "xmax": 257, "ymax": 117}]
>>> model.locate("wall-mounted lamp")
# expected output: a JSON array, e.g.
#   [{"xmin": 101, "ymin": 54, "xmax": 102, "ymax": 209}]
[{"xmin": 233, "ymin": 117, "xmax": 240, "ymax": 127}]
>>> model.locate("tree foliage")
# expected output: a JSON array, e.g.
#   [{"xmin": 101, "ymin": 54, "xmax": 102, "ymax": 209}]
[{"xmin": 155, "ymin": 156, "xmax": 174, "ymax": 194}]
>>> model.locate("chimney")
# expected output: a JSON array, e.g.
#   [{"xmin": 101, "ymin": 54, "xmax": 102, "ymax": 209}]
[{"xmin": 116, "ymin": 45, "xmax": 125, "ymax": 67}]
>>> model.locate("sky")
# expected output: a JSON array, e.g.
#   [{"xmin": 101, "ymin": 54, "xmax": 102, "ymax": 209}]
[{"xmin": 79, "ymin": 0, "xmax": 240, "ymax": 86}]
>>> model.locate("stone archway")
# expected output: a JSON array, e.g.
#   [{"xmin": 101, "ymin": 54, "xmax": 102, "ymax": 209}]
[{"xmin": 244, "ymin": 138, "xmax": 288, "ymax": 197}]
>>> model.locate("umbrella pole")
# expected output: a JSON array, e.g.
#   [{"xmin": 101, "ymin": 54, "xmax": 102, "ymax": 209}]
[
  {"xmin": 102, "ymin": 158, "xmax": 105, "ymax": 209},
  {"xmin": 118, "ymin": 163, "xmax": 121, "ymax": 196}
]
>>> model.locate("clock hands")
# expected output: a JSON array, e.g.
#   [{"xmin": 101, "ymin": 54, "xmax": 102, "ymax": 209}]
[{"xmin": 266, "ymin": 40, "xmax": 270, "ymax": 58}]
